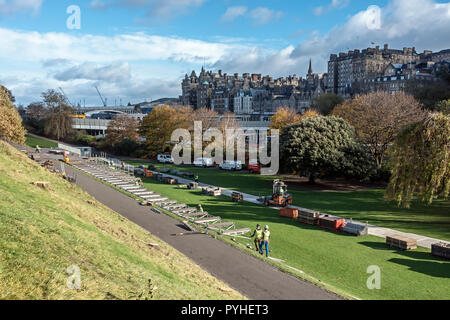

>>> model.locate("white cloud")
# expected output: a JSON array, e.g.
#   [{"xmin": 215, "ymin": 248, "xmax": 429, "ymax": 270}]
[
  {"xmin": 53, "ymin": 62, "xmax": 131, "ymax": 83},
  {"xmin": 221, "ymin": 6, "xmax": 247, "ymax": 23},
  {"xmin": 249, "ymin": 7, "xmax": 283, "ymax": 26},
  {"xmin": 0, "ymin": 27, "xmax": 241, "ymax": 64},
  {"xmin": 314, "ymin": 0, "xmax": 350, "ymax": 16},
  {"xmin": 0, "ymin": 0, "xmax": 43, "ymax": 15}
]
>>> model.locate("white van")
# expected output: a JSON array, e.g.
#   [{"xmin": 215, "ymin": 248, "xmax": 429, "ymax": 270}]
[
  {"xmin": 193, "ymin": 157, "xmax": 213, "ymax": 167},
  {"xmin": 219, "ymin": 160, "xmax": 242, "ymax": 171},
  {"xmin": 157, "ymin": 154, "xmax": 174, "ymax": 163}
]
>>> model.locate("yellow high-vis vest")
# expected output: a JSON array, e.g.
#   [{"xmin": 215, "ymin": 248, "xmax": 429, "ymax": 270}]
[{"xmin": 263, "ymin": 230, "xmax": 270, "ymax": 241}]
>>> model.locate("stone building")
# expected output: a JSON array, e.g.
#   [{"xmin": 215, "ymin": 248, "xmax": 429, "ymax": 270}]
[
  {"xmin": 327, "ymin": 44, "xmax": 449, "ymax": 97},
  {"xmin": 181, "ymin": 60, "xmax": 327, "ymax": 116}
]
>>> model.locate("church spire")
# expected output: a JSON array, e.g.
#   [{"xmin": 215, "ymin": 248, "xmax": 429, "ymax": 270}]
[{"xmin": 308, "ymin": 59, "xmax": 313, "ymax": 76}]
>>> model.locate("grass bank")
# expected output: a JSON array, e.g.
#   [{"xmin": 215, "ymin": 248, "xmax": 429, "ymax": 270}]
[
  {"xmin": 0, "ymin": 141, "xmax": 245, "ymax": 300},
  {"xmin": 25, "ymin": 134, "xmax": 58, "ymax": 149}
]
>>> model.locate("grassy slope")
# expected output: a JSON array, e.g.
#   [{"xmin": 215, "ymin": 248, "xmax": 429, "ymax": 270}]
[
  {"xmin": 0, "ymin": 141, "xmax": 245, "ymax": 300},
  {"xmin": 136, "ymin": 176, "xmax": 450, "ymax": 300},
  {"xmin": 125, "ymin": 161, "xmax": 450, "ymax": 242},
  {"xmin": 25, "ymin": 135, "xmax": 58, "ymax": 149}
]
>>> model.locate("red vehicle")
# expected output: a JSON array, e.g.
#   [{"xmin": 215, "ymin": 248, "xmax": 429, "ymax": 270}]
[{"xmin": 248, "ymin": 163, "xmax": 261, "ymax": 174}]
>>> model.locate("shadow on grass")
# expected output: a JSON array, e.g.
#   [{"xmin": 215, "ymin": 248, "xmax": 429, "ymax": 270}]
[{"xmin": 388, "ymin": 258, "xmax": 450, "ymax": 278}]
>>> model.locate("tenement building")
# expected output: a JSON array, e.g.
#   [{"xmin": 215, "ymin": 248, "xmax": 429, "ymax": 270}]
[
  {"xmin": 327, "ymin": 44, "xmax": 449, "ymax": 96},
  {"xmin": 180, "ymin": 61, "xmax": 327, "ymax": 119}
]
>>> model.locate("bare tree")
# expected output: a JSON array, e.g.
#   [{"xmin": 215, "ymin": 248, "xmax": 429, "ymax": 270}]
[
  {"xmin": 106, "ymin": 114, "xmax": 140, "ymax": 146},
  {"xmin": 332, "ymin": 91, "xmax": 427, "ymax": 167}
]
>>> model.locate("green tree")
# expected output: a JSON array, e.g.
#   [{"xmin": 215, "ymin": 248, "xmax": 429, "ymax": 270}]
[
  {"xmin": 312, "ymin": 93, "xmax": 344, "ymax": 115},
  {"xmin": 0, "ymin": 85, "xmax": 26, "ymax": 144},
  {"xmin": 386, "ymin": 112, "xmax": 450, "ymax": 208},
  {"xmin": 41, "ymin": 89, "xmax": 74, "ymax": 140},
  {"xmin": 280, "ymin": 116, "xmax": 375, "ymax": 183}
]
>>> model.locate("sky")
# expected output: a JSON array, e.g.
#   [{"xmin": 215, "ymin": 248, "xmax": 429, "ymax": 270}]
[{"xmin": 0, "ymin": 0, "xmax": 449, "ymax": 106}]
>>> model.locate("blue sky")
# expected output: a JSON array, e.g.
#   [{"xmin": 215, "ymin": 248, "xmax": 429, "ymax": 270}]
[{"xmin": 1, "ymin": 0, "xmax": 449, "ymax": 106}]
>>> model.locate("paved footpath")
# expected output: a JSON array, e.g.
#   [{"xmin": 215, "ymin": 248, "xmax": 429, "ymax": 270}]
[
  {"xmin": 62, "ymin": 164, "xmax": 340, "ymax": 300},
  {"xmin": 156, "ymin": 171, "xmax": 450, "ymax": 249}
]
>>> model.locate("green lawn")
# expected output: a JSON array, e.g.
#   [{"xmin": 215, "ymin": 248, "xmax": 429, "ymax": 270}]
[
  {"xmin": 25, "ymin": 135, "xmax": 58, "ymax": 149},
  {"xmin": 125, "ymin": 160, "xmax": 450, "ymax": 242},
  {"xmin": 139, "ymin": 176, "xmax": 450, "ymax": 300}
]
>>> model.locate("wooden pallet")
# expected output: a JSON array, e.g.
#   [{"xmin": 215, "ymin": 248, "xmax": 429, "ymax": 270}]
[{"xmin": 386, "ymin": 235, "xmax": 417, "ymax": 250}]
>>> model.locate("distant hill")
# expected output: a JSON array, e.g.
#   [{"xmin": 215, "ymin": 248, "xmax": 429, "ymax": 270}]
[{"xmin": 0, "ymin": 140, "xmax": 244, "ymax": 300}]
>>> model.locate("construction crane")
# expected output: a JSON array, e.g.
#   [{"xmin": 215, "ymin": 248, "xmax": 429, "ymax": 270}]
[
  {"xmin": 58, "ymin": 87, "xmax": 75, "ymax": 107},
  {"xmin": 94, "ymin": 85, "xmax": 107, "ymax": 107}
]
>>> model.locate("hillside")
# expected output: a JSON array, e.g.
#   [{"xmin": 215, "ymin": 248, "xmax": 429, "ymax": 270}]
[{"xmin": 0, "ymin": 140, "xmax": 245, "ymax": 300}]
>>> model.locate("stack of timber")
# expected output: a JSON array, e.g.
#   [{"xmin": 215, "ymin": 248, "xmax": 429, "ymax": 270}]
[
  {"xmin": 279, "ymin": 207, "xmax": 298, "ymax": 219},
  {"xmin": 431, "ymin": 242, "xmax": 450, "ymax": 259},
  {"xmin": 298, "ymin": 208, "xmax": 320, "ymax": 225},
  {"xmin": 386, "ymin": 235, "xmax": 417, "ymax": 250}
]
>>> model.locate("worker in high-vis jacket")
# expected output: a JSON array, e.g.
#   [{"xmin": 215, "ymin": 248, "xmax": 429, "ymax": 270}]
[
  {"xmin": 262, "ymin": 225, "xmax": 270, "ymax": 257},
  {"xmin": 250, "ymin": 224, "xmax": 263, "ymax": 254}
]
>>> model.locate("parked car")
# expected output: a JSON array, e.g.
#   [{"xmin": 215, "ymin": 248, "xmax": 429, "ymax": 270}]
[
  {"xmin": 157, "ymin": 154, "xmax": 174, "ymax": 163},
  {"xmin": 193, "ymin": 157, "xmax": 213, "ymax": 167},
  {"xmin": 219, "ymin": 160, "xmax": 242, "ymax": 171},
  {"xmin": 248, "ymin": 162, "xmax": 261, "ymax": 174}
]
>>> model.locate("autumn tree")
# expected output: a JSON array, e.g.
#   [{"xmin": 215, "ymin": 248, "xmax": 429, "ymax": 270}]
[
  {"xmin": 269, "ymin": 107, "xmax": 302, "ymax": 130},
  {"xmin": 280, "ymin": 116, "xmax": 375, "ymax": 183},
  {"xmin": 299, "ymin": 109, "xmax": 320, "ymax": 121},
  {"xmin": 41, "ymin": 89, "xmax": 74, "ymax": 140},
  {"xmin": 386, "ymin": 112, "xmax": 449, "ymax": 208},
  {"xmin": 106, "ymin": 114, "xmax": 140, "ymax": 146},
  {"xmin": 0, "ymin": 84, "xmax": 15, "ymax": 103},
  {"xmin": 332, "ymin": 91, "xmax": 426, "ymax": 167},
  {"xmin": 312, "ymin": 93, "xmax": 344, "ymax": 115},
  {"xmin": 139, "ymin": 105, "xmax": 190, "ymax": 157},
  {"xmin": 0, "ymin": 85, "xmax": 26, "ymax": 144}
]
